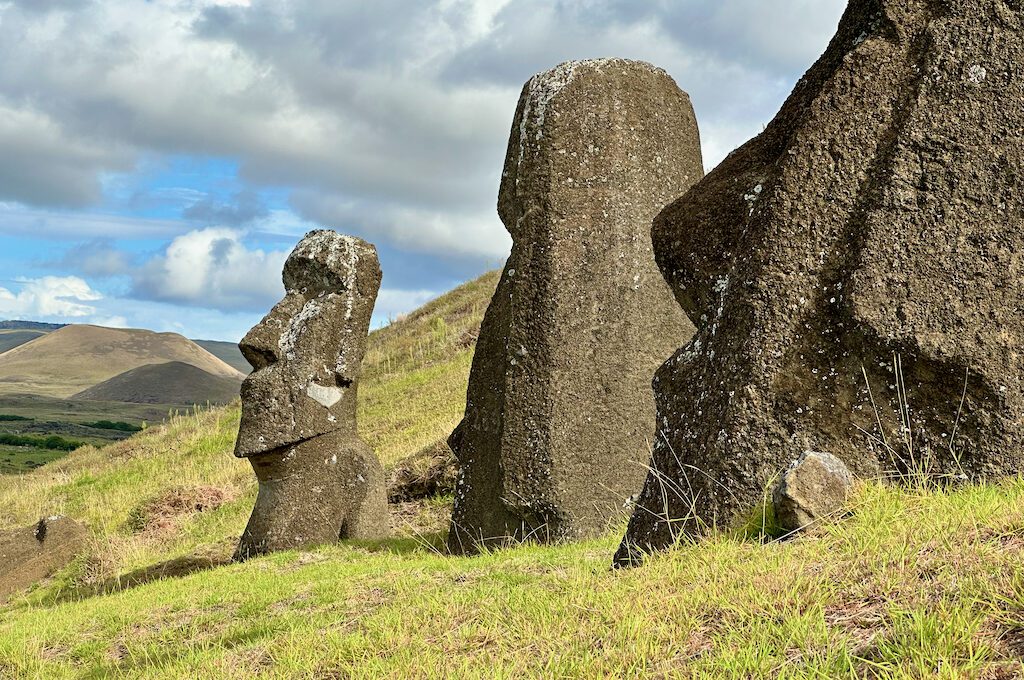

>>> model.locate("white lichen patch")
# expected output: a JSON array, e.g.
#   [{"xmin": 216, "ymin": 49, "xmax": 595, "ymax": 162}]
[
  {"xmin": 743, "ymin": 184, "xmax": 764, "ymax": 216},
  {"xmin": 279, "ymin": 294, "xmax": 333, "ymax": 360},
  {"xmin": 298, "ymin": 231, "xmax": 362, "ymax": 321},
  {"xmin": 306, "ymin": 383, "xmax": 344, "ymax": 408},
  {"xmin": 967, "ymin": 64, "xmax": 987, "ymax": 84}
]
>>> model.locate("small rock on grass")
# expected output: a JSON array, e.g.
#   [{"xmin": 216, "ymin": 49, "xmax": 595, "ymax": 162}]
[{"xmin": 773, "ymin": 451, "xmax": 853, "ymax": 533}]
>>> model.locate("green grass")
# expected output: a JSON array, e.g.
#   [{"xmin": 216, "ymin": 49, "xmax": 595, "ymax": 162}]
[
  {"xmin": 0, "ymin": 445, "xmax": 71, "ymax": 474},
  {"xmin": 2, "ymin": 269, "xmax": 1024, "ymax": 677},
  {"xmin": 2, "ymin": 481, "xmax": 1024, "ymax": 677},
  {"xmin": 0, "ymin": 271, "xmax": 500, "ymax": 575}
]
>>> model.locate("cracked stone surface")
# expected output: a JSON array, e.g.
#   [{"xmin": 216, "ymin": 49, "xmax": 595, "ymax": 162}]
[
  {"xmin": 448, "ymin": 58, "xmax": 703, "ymax": 553},
  {"xmin": 616, "ymin": 0, "xmax": 1024, "ymax": 566},
  {"xmin": 234, "ymin": 229, "xmax": 387, "ymax": 560}
]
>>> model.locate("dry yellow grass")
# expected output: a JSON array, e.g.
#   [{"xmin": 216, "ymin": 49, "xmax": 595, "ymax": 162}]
[{"xmin": 0, "ymin": 325, "xmax": 244, "ymax": 398}]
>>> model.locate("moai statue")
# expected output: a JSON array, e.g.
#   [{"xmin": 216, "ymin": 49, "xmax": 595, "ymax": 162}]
[
  {"xmin": 616, "ymin": 0, "xmax": 1024, "ymax": 565},
  {"xmin": 448, "ymin": 59, "xmax": 704, "ymax": 553},
  {"xmin": 234, "ymin": 230, "xmax": 388, "ymax": 560}
]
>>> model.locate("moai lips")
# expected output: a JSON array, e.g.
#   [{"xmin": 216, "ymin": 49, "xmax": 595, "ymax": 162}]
[
  {"xmin": 616, "ymin": 0, "xmax": 1024, "ymax": 566},
  {"xmin": 448, "ymin": 59, "xmax": 703, "ymax": 553},
  {"xmin": 234, "ymin": 230, "xmax": 388, "ymax": 560}
]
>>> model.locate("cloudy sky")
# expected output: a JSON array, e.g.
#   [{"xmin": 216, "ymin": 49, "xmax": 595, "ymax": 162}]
[{"xmin": 0, "ymin": 0, "xmax": 846, "ymax": 341}]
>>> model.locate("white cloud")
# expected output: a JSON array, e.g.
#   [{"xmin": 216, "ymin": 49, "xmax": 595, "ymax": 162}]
[
  {"xmin": 0, "ymin": 0, "xmax": 845, "ymax": 256},
  {"xmin": 132, "ymin": 227, "xmax": 288, "ymax": 311},
  {"xmin": 0, "ymin": 203, "xmax": 186, "ymax": 240},
  {"xmin": 374, "ymin": 288, "xmax": 442, "ymax": 325},
  {"xmin": 0, "ymin": 276, "xmax": 103, "ymax": 318},
  {"xmin": 291, "ymin": 192, "xmax": 509, "ymax": 260},
  {"xmin": 88, "ymin": 314, "xmax": 128, "ymax": 328}
]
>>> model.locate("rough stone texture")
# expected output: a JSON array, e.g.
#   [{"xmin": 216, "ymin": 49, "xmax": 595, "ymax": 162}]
[
  {"xmin": 0, "ymin": 516, "xmax": 88, "ymax": 601},
  {"xmin": 773, "ymin": 451, "xmax": 854, "ymax": 532},
  {"xmin": 448, "ymin": 59, "xmax": 703, "ymax": 553},
  {"xmin": 616, "ymin": 0, "xmax": 1024, "ymax": 565},
  {"xmin": 235, "ymin": 230, "xmax": 388, "ymax": 560}
]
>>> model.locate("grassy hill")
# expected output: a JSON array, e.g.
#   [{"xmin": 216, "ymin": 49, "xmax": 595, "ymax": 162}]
[
  {"xmin": 0, "ymin": 323, "xmax": 250, "ymax": 375},
  {"xmin": 0, "ymin": 325, "xmax": 244, "ymax": 399},
  {"xmin": 2, "ymin": 269, "xmax": 1024, "ymax": 677},
  {"xmin": 73, "ymin": 362, "xmax": 243, "ymax": 406},
  {"xmin": 0, "ymin": 329, "xmax": 49, "ymax": 354},
  {"xmin": 193, "ymin": 340, "xmax": 249, "ymax": 375}
]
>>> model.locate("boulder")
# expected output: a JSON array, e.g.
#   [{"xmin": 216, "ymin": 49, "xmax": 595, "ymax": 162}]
[
  {"xmin": 773, "ymin": 451, "xmax": 854, "ymax": 533},
  {"xmin": 448, "ymin": 59, "xmax": 703, "ymax": 553},
  {"xmin": 0, "ymin": 516, "xmax": 88, "ymax": 601},
  {"xmin": 616, "ymin": 0, "xmax": 1024, "ymax": 565},
  {"xmin": 234, "ymin": 230, "xmax": 388, "ymax": 560}
]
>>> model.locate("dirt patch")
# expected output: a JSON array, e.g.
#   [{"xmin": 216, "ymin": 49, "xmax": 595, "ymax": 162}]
[
  {"xmin": 388, "ymin": 440, "xmax": 458, "ymax": 503},
  {"xmin": 127, "ymin": 486, "xmax": 233, "ymax": 534},
  {"xmin": 0, "ymin": 516, "xmax": 88, "ymax": 601},
  {"xmin": 824, "ymin": 596, "xmax": 887, "ymax": 657}
]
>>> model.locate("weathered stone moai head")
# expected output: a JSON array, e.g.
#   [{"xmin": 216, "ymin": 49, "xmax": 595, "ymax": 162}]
[
  {"xmin": 616, "ymin": 0, "xmax": 1024, "ymax": 565},
  {"xmin": 234, "ymin": 230, "xmax": 388, "ymax": 560},
  {"xmin": 448, "ymin": 58, "xmax": 703, "ymax": 553}
]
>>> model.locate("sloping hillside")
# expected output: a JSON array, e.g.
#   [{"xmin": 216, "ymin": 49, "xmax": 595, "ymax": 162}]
[
  {"xmin": 0, "ymin": 329, "xmax": 48, "ymax": 354},
  {"xmin": 0, "ymin": 325, "xmax": 245, "ymax": 398},
  {"xmin": 73, "ymin": 362, "xmax": 243, "ymax": 405},
  {"xmin": 0, "ymin": 323, "xmax": 251, "ymax": 375},
  {"xmin": 0, "ymin": 269, "xmax": 501, "ymax": 559},
  {"xmin": 2, "ymin": 270, "xmax": 1024, "ymax": 677},
  {"xmin": 193, "ymin": 340, "xmax": 250, "ymax": 374}
]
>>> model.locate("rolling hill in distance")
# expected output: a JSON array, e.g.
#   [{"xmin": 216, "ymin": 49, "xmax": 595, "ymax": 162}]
[
  {"xmin": 0, "ymin": 330, "xmax": 49, "ymax": 354},
  {"xmin": 0, "ymin": 322, "xmax": 65, "ymax": 354},
  {"xmin": 73, "ymin": 361, "xmax": 243, "ymax": 405},
  {"xmin": 0, "ymin": 325, "xmax": 245, "ymax": 399},
  {"xmin": 0, "ymin": 321, "xmax": 249, "ymax": 375},
  {"xmin": 192, "ymin": 340, "xmax": 250, "ymax": 374}
]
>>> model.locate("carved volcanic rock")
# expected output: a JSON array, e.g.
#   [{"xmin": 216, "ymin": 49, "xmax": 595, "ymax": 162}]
[
  {"xmin": 234, "ymin": 230, "xmax": 387, "ymax": 560},
  {"xmin": 616, "ymin": 0, "xmax": 1024, "ymax": 565},
  {"xmin": 448, "ymin": 59, "xmax": 703, "ymax": 553}
]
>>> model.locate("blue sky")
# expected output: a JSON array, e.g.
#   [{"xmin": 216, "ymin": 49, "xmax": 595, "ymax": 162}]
[{"xmin": 0, "ymin": 0, "xmax": 846, "ymax": 341}]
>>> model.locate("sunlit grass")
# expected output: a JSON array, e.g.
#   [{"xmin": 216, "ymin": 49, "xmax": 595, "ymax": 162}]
[
  {"xmin": 2, "ymin": 268, "xmax": 1023, "ymax": 676},
  {"xmin": 2, "ymin": 480, "xmax": 1024, "ymax": 677}
]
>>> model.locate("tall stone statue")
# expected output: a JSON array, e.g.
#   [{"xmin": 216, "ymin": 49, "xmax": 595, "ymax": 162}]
[
  {"xmin": 234, "ymin": 230, "xmax": 387, "ymax": 560},
  {"xmin": 448, "ymin": 59, "xmax": 704, "ymax": 553},
  {"xmin": 617, "ymin": 0, "xmax": 1024, "ymax": 565}
]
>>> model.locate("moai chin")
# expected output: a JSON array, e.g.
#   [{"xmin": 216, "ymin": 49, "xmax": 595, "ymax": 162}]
[
  {"xmin": 448, "ymin": 58, "xmax": 704, "ymax": 554},
  {"xmin": 616, "ymin": 0, "xmax": 1024, "ymax": 566},
  {"xmin": 234, "ymin": 229, "xmax": 387, "ymax": 560}
]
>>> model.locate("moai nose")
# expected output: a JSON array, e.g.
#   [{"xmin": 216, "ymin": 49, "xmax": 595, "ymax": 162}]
[{"xmin": 239, "ymin": 300, "xmax": 295, "ymax": 371}]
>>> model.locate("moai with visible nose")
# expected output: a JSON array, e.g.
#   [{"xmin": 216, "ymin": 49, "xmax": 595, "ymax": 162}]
[{"xmin": 233, "ymin": 230, "xmax": 388, "ymax": 560}]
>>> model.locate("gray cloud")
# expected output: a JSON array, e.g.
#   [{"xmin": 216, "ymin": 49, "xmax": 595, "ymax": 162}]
[
  {"xmin": 183, "ymin": 189, "xmax": 270, "ymax": 226},
  {"xmin": 0, "ymin": 0, "xmax": 846, "ymax": 263},
  {"xmin": 5, "ymin": 0, "xmax": 92, "ymax": 13},
  {"xmin": 0, "ymin": 203, "xmax": 186, "ymax": 240},
  {"xmin": 47, "ymin": 238, "xmax": 133, "ymax": 277}
]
